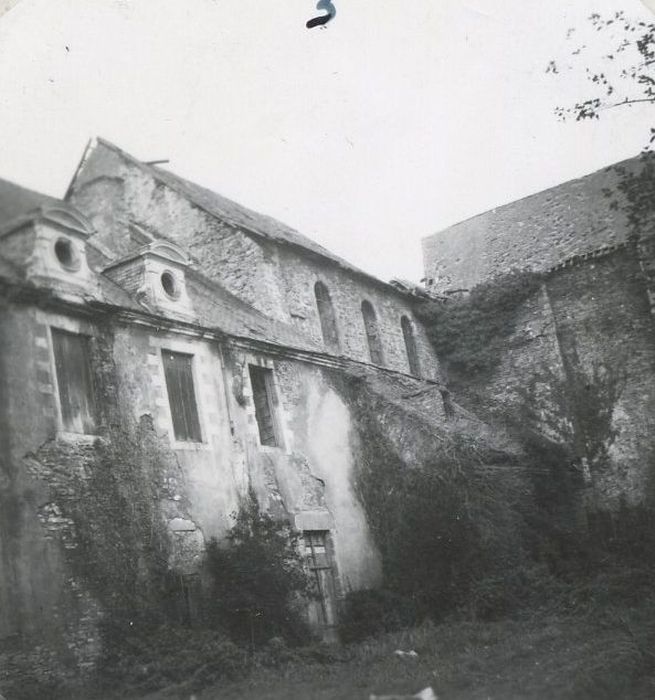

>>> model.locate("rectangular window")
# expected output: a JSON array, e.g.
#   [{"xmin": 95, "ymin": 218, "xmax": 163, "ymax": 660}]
[
  {"xmin": 162, "ymin": 350, "xmax": 203, "ymax": 442},
  {"xmin": 248, "ymin": 365, "xmax": 281, "ymax": 447},
  {"xmin": 51, "ymin": 328, "xmax": 97, "ymax": 435}
]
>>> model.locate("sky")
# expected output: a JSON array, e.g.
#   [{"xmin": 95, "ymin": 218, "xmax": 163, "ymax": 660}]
[{"xmin": 0, "ymin": 0, "xmax": 653, "ymax": 282}]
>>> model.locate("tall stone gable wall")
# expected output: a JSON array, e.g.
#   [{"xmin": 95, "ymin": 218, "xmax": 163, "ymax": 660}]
[
  {"xmin": 422, "ymin": 157, "xmax": 650, "ymax": 291},
  {"xmin": 460, "ymin": 247, "xmax": 655, "ymax": 507},
  {"xmin": 68, "ymin": 142, "xmax": 441, "ymax": 379}
]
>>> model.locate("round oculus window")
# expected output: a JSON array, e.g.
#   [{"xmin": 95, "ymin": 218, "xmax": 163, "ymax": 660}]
[
  {"xmin": 160, "ymin": 270, "xmax": 181, "ymax": 299},
  {"xmin": 54, "ymin": 237, "xmax": 81, "ymax": 271}
]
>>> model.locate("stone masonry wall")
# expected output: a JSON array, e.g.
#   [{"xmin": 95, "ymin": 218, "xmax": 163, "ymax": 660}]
[
  {"xmin": 68, "ymin": 144, "xmax": 298, "ymax": 323},
  {"xmin": 0, "ymin": 304, "xmax": 105, "ymax": 693},
  {"xmin": 450, "ymin": 247, "xmax": 655, "ymax": 508},
  {"xmin": 68, "ymin": 141, "xmax": 441, "ymax": 378},
  {"xmin": 275, "ymin": 245, "xmax": 440, "ymax": 379},
  {"xmin": 546, "ymin": 247, "xmax": 655, "ymax": 504},
  {"xmin": 422, "ymin": 157, "xmax": 650, "ymax": 292}
]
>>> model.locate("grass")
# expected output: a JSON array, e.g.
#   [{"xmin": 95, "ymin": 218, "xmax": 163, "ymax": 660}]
[{"xmin": 130, "ymin": 600, "xmax": 655, "ymax": 700}]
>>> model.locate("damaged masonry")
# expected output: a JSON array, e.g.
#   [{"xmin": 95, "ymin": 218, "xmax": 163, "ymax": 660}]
[
  {"xmin": 3, "ymin": 139, "xmax": 655, "ymax": 693},
  {"xmin": 1, "ymin": 137, "xmax": 494, "ymax": 687}
]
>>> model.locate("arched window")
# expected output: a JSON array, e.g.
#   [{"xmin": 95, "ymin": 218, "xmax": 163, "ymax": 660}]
[
  {"xmin": 361, "ymin": 300, "xmax": 384, "ymax": 365},
  {"xmin": 314, "ymin": 281, "xmax": 340, "ymax": 350},
  {"xmin": 401, "ymin": 315, "xmax": 421, "ymax": 376}
]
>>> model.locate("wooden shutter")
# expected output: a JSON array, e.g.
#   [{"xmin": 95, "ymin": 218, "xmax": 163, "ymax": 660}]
[
  {"xmin": 248, "ymin": 366, "xmax": 278, "ymax": 447},
  {"xmin": 162, "ymin": 350, "xmax": 202, "ymax": 442},
  {"xmin": 51, "ymin": 329, "xmax": 97, "ymax": 434}
]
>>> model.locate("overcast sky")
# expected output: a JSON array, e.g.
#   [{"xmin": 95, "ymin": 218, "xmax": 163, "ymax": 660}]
[{"xmin": 0, "ymin": 0, "xmax": 653, "ymax": 282}]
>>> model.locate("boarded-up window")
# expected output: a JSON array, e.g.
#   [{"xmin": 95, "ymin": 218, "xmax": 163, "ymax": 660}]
[
  {"xmin": 162, "ymin": 350, "xmax": 202, "ymax": 442},
  {"xmin": 361, "ymin": 300, "xmax": 384, "ymax": 366},
  {"xmin": 303, "ymin": 531, "xmax": 338, "ymax": 633},
  {"xmin": 51, "ymin": 328, "xmax": 97, "ymax": 434},
  {"xmin": 249, "ymin": 365, "xmax": 281, "ymax": 447},
  {"xmin": 314, "ymin": 281, "xmax": 340, "ymax": 351},
  {"xmin": 401, "ymin": 315, "xmax": 421, "ymax": 376}
]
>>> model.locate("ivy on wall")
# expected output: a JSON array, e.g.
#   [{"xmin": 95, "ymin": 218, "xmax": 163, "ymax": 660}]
[{"xmin": 416, "ymin": 268, "xmax": 544, "ymax": 379}]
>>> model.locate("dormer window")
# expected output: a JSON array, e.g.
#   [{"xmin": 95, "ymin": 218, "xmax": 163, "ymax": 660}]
[
  {"xmin": 103, "ymin": 240, "xmax": 195, "ymax": 320},
  {"xmin": 0, "ymin": 204, "xmax": 94, "ymax": 289}
]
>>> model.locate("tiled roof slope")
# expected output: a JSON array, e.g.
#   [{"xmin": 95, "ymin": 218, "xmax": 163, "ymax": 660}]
[
  {"xmin": 0, "ymin": 177, "xmax": 58, "ymax": 227},
  {"xmin": 0, "ymin": 177, "xmax": 321, "ymax": 352},
  {"xmin": 84, "ymin": 139, "xmax": 393, "ymax": 289},
  {"xmin": 421, "ymin": 155, "xmax": 650, "ymax": 291}
]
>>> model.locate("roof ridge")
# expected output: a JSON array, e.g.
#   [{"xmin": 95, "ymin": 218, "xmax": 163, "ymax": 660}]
[
  {"xmin": 87, "ymin": 138, "xmax": 410, "ymax": 293},
  {"xmin": 425, "ymin": 153, "xmax": 645, "ymax": 239}
]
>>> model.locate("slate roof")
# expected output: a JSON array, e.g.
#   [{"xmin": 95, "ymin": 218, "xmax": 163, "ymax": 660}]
[
  {"xmin": 0, "ymin": 174, "xmax": 321, "ymax": 351},
  {"xmin": 0, "ymin": 177, "xmax": 58, "ymax": 227},
  {"xmin": 92, "ymin": 139, "xmax": 397, "ymax": 289}
]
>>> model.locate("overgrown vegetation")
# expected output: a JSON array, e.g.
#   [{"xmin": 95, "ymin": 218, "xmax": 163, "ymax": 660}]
[
  {"xmin": 552, "ymin": 10, "xmax": 655, "ymax": 237},
  {"xmin": 329, "ymin": 322, "xmax": 655, "ymax": 700},
  {"xmin": 515, "ymin": 356, "xmax": 628, "ymax": 497},
  {"xmin": 204, "ymin": 494, "xmax": 313, "ymax": 648},
  {"xmin": 415, "ymin": 268, "xmax": 543, "ymax": 379},
  {"xmin": 91, "ymin": 495, "xmax": 313, "ymax": 697},
  {"xmin": 195, "ymin": 602, "xmax": 655, "ymax": 700},
  {"xmin": 340, "ymin": 375, "xmax": 528, "ymax": 629}
]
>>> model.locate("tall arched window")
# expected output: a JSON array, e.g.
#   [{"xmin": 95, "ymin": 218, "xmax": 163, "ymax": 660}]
[
  {"xmin": 401, "ymin": 315, "xmax": 421, "ymax": 376},
  {"xmin": 361, "ymin": 300, "xmax": 384, "ymax": 365},
  {"xmin": 314, "ymin": 281, "xmax": 340, "ymax": 350}
]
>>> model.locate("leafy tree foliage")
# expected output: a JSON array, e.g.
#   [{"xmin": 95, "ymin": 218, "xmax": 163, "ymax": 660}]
[
  {"xmin": 551, "ymin": 11, "xmax": 655, "ymax": 236},
  {"xmin": 552, "ymin": 11, "xmax": 655, "ymax": 123},
  {"xmin": 204, "ymin": 495, "xmax": 312, "ymax": 647}
]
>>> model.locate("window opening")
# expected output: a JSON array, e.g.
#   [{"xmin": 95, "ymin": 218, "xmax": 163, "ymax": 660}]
[
  {"xmin": 248, "ymin": 365, "xmax": 281, "ymax": 447},
  {"xmin": 54, "ymin": 237, "xmax": 81, "ymax": 271},
  {"xmin": 160, "ymin": 270, "xmax": 180, "ymax": 299},
  {"xmin": 361, "ymin": 300, "xmax": 384, "ymax": 365},
  {"xmin": 162, "ymin": 350, "xmax": 203, "ymax": 442},
  {"xmin": 314, "ymin": 281, "xmax": 340, "ymax": 350},
  {"xmin": 401, "ymin": 315, "xmax": 421, "ymax": 376},
  {"xmin": 51, "ymin": 328, "xmax": 97, "ymax": 434}
]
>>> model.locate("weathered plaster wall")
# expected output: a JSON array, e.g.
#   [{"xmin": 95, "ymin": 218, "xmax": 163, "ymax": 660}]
[
  {"xmin": 221, "ymin": 350, "xmax": 383, "ymax": 593},
  {"xmin": 0, "ymin": 296, "xmax": 405, "ymax": 689},
  {"xmin": 111, "ymin": 326, "xmax": 244, "ymax": 546},
  {"xmin": 0, "ymin": 305, "xmax": 102, "ymax": 691},
  {"xmin": 422, "ymin": 157, "xmax": 647, "ymax": 292}
]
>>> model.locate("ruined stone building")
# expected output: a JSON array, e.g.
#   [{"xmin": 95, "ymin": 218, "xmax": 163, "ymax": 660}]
[
  {"xmin": 3, "ymin": 140, "xmax": 654, "ymax": 685},
  {"xmin": 2, "ymin": 138, "xmax": 476, "ymax": 680},
  {"xmin": 423, "ymin": 156, "xmax": 655, "ymax": 508}
]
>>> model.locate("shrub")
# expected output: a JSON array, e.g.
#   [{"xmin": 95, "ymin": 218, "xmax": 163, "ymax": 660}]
[
  {"xmin": 338, "ymin": 589, "xmax": 420, "ymax": 643},
  {"xmin": 204, "ymin": 494, "xmax": 313, "ymax": 647},
  {"xmin": 96, "ymin": 623, "xmax": 249, "ymax": 695}
]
